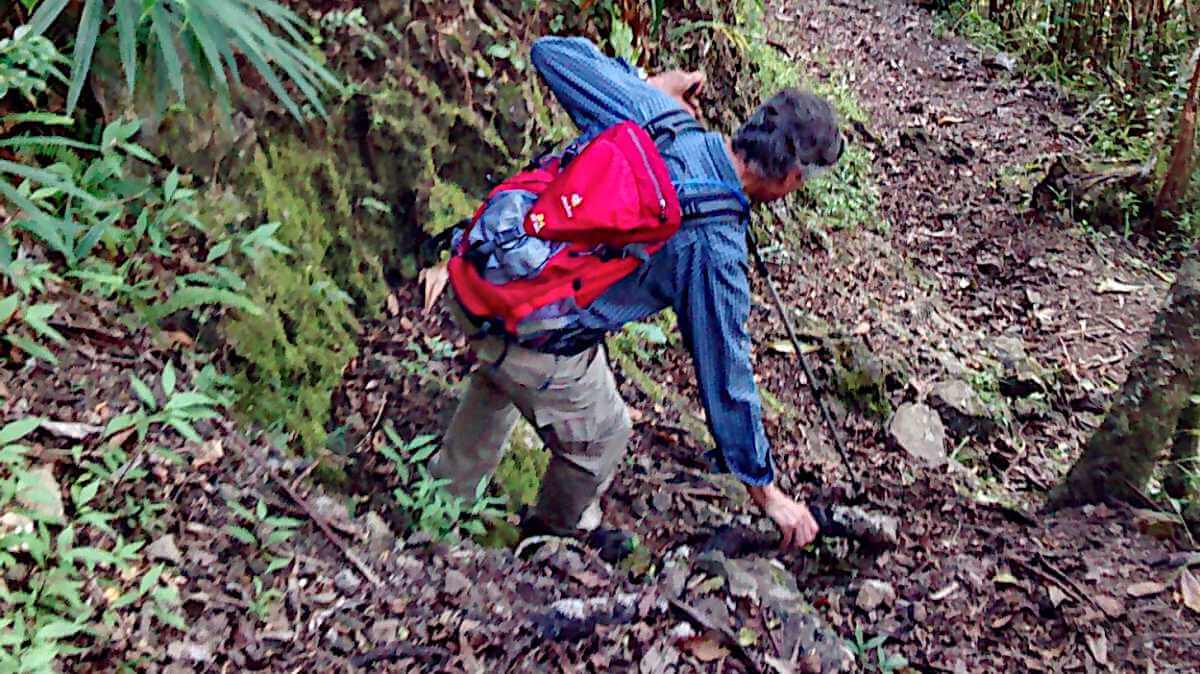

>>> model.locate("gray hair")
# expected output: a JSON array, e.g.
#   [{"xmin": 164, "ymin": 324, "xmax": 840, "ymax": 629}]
[{"xmin": 731, "ymin": 89, "xmax": 844, "ymax": 181}]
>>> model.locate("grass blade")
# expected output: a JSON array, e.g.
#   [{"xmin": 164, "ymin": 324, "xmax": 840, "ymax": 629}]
[
  {"xmin": 150, "ymin": 3, "xmax": 185, "ymax": 102},
  {"xmin": 0, "ymin": 136, "xmax": 100, "ymax": 152},
  {"xmin": 185, "ymin": 5, "xmax": 231, "ymax": 98},
  {"xmin": 66, "ymin": 0, "xmax": 103, "ymax": 113},
  {"xmin": 26, "ymin": 0, "xmax": 70, "ymax": 37},
  {"xmin": 116, "ymin": 0, "xmax": 141, "ymax": 96},
  {"xmin": 0, "ymin": 113, "xmax": 74, "ymax": 126}
]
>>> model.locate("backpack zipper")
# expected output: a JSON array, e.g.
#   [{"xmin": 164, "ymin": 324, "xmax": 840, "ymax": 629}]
[{"xmin": 625, "ymin": 126, "xmax": 668, "ymax": 221}]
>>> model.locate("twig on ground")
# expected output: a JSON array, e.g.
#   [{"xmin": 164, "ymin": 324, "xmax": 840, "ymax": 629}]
[
  {"xmin": 349, "ymin": 643, "xmax": 450, "ymax": 668},
  {"xmin": 353, "ymin": 391, "xmax": 390, "ymax": 455},
  {"xmin": 669, "ymin": 598, "xmax": 762, "ymax": 674},
  {"xmin": 268, "ymin": 468, "xmax": 384, "ymax": 588}
]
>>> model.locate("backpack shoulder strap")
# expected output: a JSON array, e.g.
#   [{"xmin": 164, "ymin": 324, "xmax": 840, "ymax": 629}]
[
  {"xmin": 642, "ymin": 109, "xmax": 705, "ymax": 152},
  {"xmin": 676, "ymin": 179, "xmax": 750, "ymax": 224}
]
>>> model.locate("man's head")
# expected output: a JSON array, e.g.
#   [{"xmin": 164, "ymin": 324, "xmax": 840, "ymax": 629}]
[{"xmin": 731, "ymin": 89, "xmax": 844, "ymax": 202}]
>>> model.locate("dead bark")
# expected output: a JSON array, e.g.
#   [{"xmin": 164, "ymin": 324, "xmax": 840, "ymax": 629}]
[
  {"xmin": 1154, "ymin": 40, "xmax": 1200, "ymax": 225},
  {"xmin": 1048, "ymin": 256, "xmax": 1200, "ymax": 509}
]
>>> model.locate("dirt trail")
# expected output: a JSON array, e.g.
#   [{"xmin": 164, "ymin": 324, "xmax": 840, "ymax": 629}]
[{"xmin": 331, "ymin": 0, "xmax": 1197, "ymax": 671}]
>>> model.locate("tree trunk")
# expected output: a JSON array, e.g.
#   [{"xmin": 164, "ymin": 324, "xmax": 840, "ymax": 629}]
[
  {"xmin": 1048, "ymin": 257, "xmax": 1200, "ymax": 509},
  {"xmin": 1154, "ymin": 40, "xmax": 1200, "ymax": 224}
]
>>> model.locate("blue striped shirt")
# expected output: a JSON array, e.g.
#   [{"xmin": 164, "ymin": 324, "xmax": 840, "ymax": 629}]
[{"xmin": 528, "ymin": 36, "xmax": 775, "ymax": 486}]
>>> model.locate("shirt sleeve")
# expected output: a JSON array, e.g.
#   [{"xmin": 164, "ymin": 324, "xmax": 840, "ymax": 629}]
[
  {"xmin": 529, "ymin": 36, "xmax": 649, "ymax": 130},
  {"xmin": 672, "ymin": 234, "xmax": 775, "ymax": 486}
]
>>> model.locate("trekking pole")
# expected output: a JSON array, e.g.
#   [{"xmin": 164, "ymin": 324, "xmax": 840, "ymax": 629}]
[{"xmin": 747, "ymin": 230, "xmax": 863, "ymax": 498}]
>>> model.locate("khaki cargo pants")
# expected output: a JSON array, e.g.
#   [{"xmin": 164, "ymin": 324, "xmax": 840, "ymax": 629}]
[{"xmin": 429, "ymin": 296, "xmax": 633, "ymax": 534}]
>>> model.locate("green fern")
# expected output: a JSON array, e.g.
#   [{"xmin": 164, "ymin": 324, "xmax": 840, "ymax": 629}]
[{"xmin": 25, "ymin": 0, "xmax": 343, "ymax": 121}]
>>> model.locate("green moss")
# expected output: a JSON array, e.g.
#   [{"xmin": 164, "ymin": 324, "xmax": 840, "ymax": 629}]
[
  {"xmin": 493, "ymin": 421, "xmax": 550, "ymax": 509},
  {"xmin": 427, "ymin": 180, "xmax": 476, "ymax": 235},
  {"xmin": 221, "ymin": 137, "xmax": 387, "ymax": 454}
]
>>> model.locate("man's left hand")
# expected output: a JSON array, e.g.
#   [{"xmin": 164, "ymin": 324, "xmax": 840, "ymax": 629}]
[{"xmin": 647, "ymin": 70, "xmax": 705, "ymax": 117}]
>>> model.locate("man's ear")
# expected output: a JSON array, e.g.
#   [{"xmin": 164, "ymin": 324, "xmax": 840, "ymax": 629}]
[{"xmin": 786, "ymin": 168, "xmax": 805, "ymax": 192}]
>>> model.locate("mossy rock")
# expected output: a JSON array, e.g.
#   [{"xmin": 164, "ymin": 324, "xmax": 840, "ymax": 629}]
[{"xmin": 827, "ymin": 336, "xmax": 908, "ymax": 418}]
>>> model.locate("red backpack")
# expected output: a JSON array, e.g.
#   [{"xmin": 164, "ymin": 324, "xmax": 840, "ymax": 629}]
[{"xmin": 449, "ymin": 110, "xmax": 734, "ymax": 335}]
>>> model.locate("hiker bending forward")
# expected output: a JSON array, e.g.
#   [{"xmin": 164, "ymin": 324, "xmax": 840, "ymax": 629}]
[{"xmin": 430, "ymin": 36, "xmax": 845, "ymax": 553}]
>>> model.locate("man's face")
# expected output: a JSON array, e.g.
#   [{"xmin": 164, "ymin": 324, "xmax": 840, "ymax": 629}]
[{"xmin": 753, "ymin": 169, "xmax": 805, "ymax": 202}]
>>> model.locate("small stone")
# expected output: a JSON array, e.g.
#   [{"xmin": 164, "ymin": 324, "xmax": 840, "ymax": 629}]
[
  {"xmin": 988, "ymin": 335, "xmax": 1027, "ymax": 367},
  {"xmin": 931, "ymin": 380, "xmax": 987, "ymax": 419},
  {"xmin": 889, "ymin": 403, "xmax": 947, "ymax": 466},
  {"xmin": 982, "ymin": 50, "xmax": 1017, "ymax": 72},
  {"xmin": 856, "ymin": 579, "xmax": 896, "ymax": 612},
  {"xmin": 334, "ymin": 569, "xmax": 362, "ymax": 595},
  {"xmin": 444, "ymin": 569, "xmax": 471, "ymax": 596},
  {"xmin": 167, "ymin": 640, "xmax": 213, "ymax": 663},
  {"xmin": 368, "ymin": 618, "xmax": 401, "ymax": 643}
]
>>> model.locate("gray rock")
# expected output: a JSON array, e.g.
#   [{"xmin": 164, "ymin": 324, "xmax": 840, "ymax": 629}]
[
  {"xmin": 334, "ymin": 568, "xmax": 362, "ymax": 595},
  {"xmin": 856, "ymin": 579, "xmax": 897, "ymax": 612},
  {"xmin": 889, "ymin": 403, "xmax": 947, "ymax": 466},
  {"xmin": 444, "ymin": 569, "xmax": 471, "ymax": 596},
  {"xmin": 988, "ymin": 335, "xmax": 1027, "ymax": 367},
  {"xmin": 983, "ymin": 50, "xmax": 1017, "ymax": 72},
  {"xmin": 368, "ymin": 618, "xmax": 401, "ymax": 643},
  {"xmin": 167, "ymin": 640, "xmax": 212, "ymax": 663},
  {"xmin": 147, "ymin": 535, "xmax": 183, "ymax": 565},
  {"xmin": 930, "ymin": 379, "xmax": 995, "ymax": 438}
]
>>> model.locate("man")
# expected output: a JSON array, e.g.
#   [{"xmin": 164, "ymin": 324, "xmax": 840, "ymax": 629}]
[{"xmin": 430, "ymin": 35, "xmax": 844, "ymax": 555}]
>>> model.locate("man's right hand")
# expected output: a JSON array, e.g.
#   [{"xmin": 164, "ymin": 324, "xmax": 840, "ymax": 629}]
[
  {"xmin": 746, "ymin": 483, "xmax": 820, "ymax": 551},
  {"xmin": 646, "ymin": 70, "xmax": 705, "ymax": 117}
]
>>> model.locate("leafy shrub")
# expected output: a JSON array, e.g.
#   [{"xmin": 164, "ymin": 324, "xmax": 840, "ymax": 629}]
[
  {"xmin": 0, "ymin": 418, "xmax": 186, "ymax": 673},
  {"xmin": 220, "ymin": 138, "xmax": 386, "ymax": 454},
  {"xmin": 0, "ymin": 26, "xmax": 67, "ymax": 103},
  {"xmin": 379, "ymin": 427, "xmax": 507, "ymax": 541}
]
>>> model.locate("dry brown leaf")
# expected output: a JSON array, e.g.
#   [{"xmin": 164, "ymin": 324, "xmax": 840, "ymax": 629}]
[
  {"xmin": 40, "ymin": 420, "xmax": 103, "ymax": 440},
  {"xmin": 193, "ymin": 439, "xmax": 225, "ymax": 468},
  {"xmin": 684, "ymin": 636, "xmax": 728, "ymax": 663},
  {"xmin": 1126, "ymin": 580, "xmax": 1166, "ymax": 598},
  {"xmin": 386, "ymin": 292, "xmax": 400, "ymax": 317},
  {"xmin": 930, "ymin": 581, "xmax": 960, "ymax": 601},
  {"xmin": 570, "ymin": 569, "xmax": 606, "ymax": 589},
  {"xmin": 1093, "ymin": 594, "xmax": 1124, "ymax": 618},
  {"xmin": 1180, "ymin": 568, "xmax": 1200, "ymax": 614},
  {"xmin": 1047, "ymin": 585, "xmax": 1067, "ymax": 607},
  {"xmin": 1084, "ymin": 630, "xmax": 1108, "ymax": 666},
  {"xmin": 420, "ymin": 262, "xmax": 450, "ymax": 314},
  {"xmin": 106, "ymin": 427, "xmax": 136, "ymax": 449}
]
